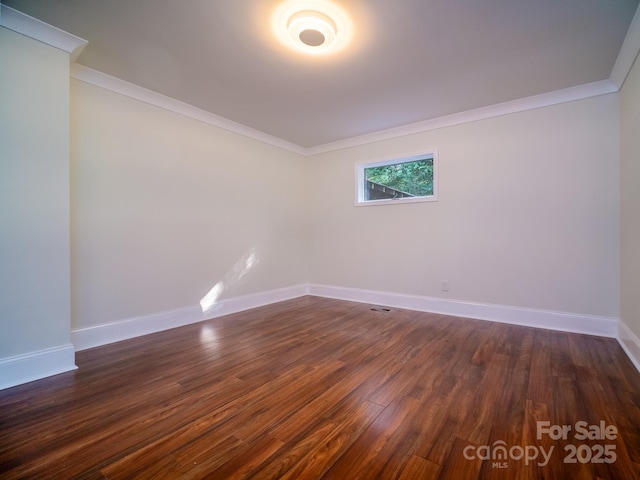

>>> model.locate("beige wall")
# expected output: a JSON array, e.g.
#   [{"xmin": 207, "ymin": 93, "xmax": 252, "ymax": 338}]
[
  {"xmin": 0, "ymin": 27, "xmax": 73, "ymax": 357},
  {"xmin": 70, "ymin": 80, "xmax": 308, "ymax": 329},
  {"xmin": 307, "ymin": 95, "xmax": 620, "ymax": 318},
  {"xmin": 70, "ymin": 82, "xmax": 621, "ymax": 332},
  {"xmin": 621, "ymin": 53, "xmax": 640, "ymax": 341}
]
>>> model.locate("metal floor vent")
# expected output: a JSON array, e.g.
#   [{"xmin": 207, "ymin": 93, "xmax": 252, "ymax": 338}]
[{"xmin": 370, "ymin": 306, "xmax": 392, "ymax": 312}]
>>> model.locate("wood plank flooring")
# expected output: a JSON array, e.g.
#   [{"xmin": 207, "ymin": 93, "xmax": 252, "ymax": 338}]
[{"xmin": 1, "ymin": 296, "xmax": 639, "ymax": 479}]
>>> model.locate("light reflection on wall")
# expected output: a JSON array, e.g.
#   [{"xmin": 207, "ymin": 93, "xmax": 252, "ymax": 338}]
[{"xmin": 200, "ymin": 247, "xmax": 259, "ymax": 314}]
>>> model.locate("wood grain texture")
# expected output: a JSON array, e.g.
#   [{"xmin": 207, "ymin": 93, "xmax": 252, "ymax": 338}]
[{"xmin": 1, "ymin": 296, "xmax": 638, "ymax": 479}]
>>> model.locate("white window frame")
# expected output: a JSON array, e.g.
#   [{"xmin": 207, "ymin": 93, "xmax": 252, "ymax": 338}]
[{"xmin": 355, "ymin": 151, "xmax": 438, "ymax": 206}]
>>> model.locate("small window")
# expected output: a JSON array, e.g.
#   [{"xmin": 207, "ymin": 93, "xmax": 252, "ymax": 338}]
[{"xmin": 356, "ymin": 152, "xmax": 438, "ymax": 206}]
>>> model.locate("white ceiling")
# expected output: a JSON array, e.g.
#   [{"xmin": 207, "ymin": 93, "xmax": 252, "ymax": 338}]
[{"xmin": 5, "ymin": 0, "xmax": 640, "ymax": 149}]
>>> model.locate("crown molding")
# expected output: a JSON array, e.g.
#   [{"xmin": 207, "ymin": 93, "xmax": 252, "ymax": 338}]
[
  {"xmin": 70, "ymin": 64, "xmax": 308, "ymax": 156},
  {"xmin": 309, "ymin": 4, "xmax": 640, "ymax": 154},
  {"xmin": 306, "ymin": 80, "xmax": 618, "ymax": 155},
  {"xmin": 610, "ymin": 4, "xmax": 640, "ymax": 90},
  {"xmin": 38, "ymin": 1, "xmax": 637, "ymax": 157},
  {"xmin": 72, "ymin": 63, "xmax": 618, "ymax": 158},
  {"xmin": 0, "ymin": 4, "xmax": 87, "ymax": 62}
]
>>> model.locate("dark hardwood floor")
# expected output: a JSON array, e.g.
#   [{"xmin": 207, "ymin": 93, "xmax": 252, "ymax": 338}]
[{"xmin": 1, "ymin": 296, "xmax": 639, "ymax": 479}]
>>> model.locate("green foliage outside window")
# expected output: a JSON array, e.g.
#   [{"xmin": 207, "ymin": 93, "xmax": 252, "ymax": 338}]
[{"xmin": 365, "ymin": 158, "xmax": 434, "ymax": 197}]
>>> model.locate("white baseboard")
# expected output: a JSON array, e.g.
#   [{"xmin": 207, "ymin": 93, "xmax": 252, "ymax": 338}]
[
  {"xmin": 618, "ymin": 320, "xmax": 640, "ymax": 373},
  {"xmin": 0, "ymin": 344, "xmax": 77, "ymax": 390},
  {"xmin": 307, "ymin": 284, "xmax": 618, "ymax": 338},
  {"xmin": 1, "ymin": 289, "xmax": 631, "ymax": 390},
  {"xmin": 71, "ymin": 283, "xmax": 626, "ymax": 368},
  {"xmin": 71, "ymin": 284, "xmax": 308, "ymax": 351}
]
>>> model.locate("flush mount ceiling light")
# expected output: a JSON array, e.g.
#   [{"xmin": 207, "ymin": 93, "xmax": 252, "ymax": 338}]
[
  {"xmin": 287, "ymin": 10, "xmax": 337, "ymax": 51},
  {"xmin": 273, "ymin": 1, "xmax": 352, "ymax": 55}
]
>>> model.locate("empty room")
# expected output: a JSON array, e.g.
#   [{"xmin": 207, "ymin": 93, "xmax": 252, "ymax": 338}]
[{"xmin": 1, "ymin": 0, "xmax": 640, "ymax": 478}]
